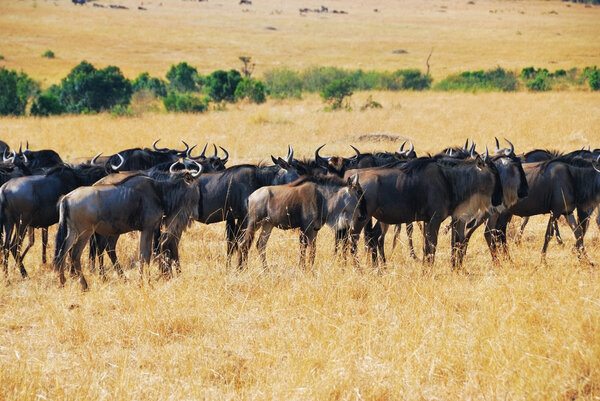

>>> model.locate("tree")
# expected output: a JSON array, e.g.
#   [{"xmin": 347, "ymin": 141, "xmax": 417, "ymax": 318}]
[
  {"xmin": 132, "ymin": 72, "xmax": 168, "ymax": 97},
  {"xmin": 321, "ymin": 78, "xmax": 354, "ymax": 110},
  {"xmin": 166, "ymin": 62, "xmax": 199, "ymax": 92},
  {"xmin": 31, "ymin": 92, "xmax": 64, "ymax": 116},
  {"xmin": 239, "ymin": 56, "xmax": 255, "ymax": 77},
  {"xmin": 207, "ymin": 69, "xmax": 242, "ymax": 102},
  {"xmin": 58, "ymin": 61, "xmax": 132, "ymax": 113},
  {"xmin": 0, "ymin": 68, "xmax": 38, "ymax": 116}
]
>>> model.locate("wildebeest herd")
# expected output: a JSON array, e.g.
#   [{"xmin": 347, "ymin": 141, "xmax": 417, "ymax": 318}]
[{"xmin": 0, "ymin": 138, "xmax": 599, "ymax": 290}]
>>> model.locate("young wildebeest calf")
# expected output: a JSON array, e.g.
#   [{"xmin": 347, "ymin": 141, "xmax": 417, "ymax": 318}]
[
  {"xmin": 238, "ymin": 174, "xmax": 367, "ymax": 269},
  {"xmin": 53, "ymin": 172, "xmax": 200, "ymax": 290}
]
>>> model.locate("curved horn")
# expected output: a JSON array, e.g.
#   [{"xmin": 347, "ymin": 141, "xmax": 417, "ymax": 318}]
[
  {"xmin": 22, "ymin": 151, "xmax": 28, "ymax": 164},
  {"xmin": 200, "ymin": 143, "xmax": 207, "ymax": 158},
  {"xmin": 169, "ymin": 161, "xmax": 179, "ymax": 174},
  {"xmin": 2, "ymin": 149, "xmax": 9, "ymax": 163},
  {"xmin": 594, "ymin": 155, "xmax": 600, "ymax": 173},
  {"xmin": 449, "ymin": 149, "xmax": 454, "ymax": 157},
  {"xmin": 152, "ymin": 139, "xmax": 169, "ymax": 152},
  {"xmin": 10, "ymin": 150, "xmax": 16, "ymax": 163},
  {"xmin": 470, "ymin": 147, "xmax": 475, "ymax": 158},
  {"xmin": 111, "ymin": 153, "xmax": 124, "ymax": 171},
  {"xmin": 285, "ymin": 145, "xmax": 293, "ymax": 164},
  {"xmin": 192, "ymin": 161, "xmax": 203, "ymax": 177},
  {"xmin": 350, "ymin": 145, "xmax": 361, "ymax": 158},
  {"xmin": 186, "ymin": 144, "xmax": 197, "ymax": 159},
  {"xmin": 399, "ymin": 141, "xmax": 406, "ymax": 153},
  {"xmin": 219, "ymin": 146, "xmax": 229, "ymax": 164},
  {"xmin": 315, "ymin": 144, "xmax": 328, "ymax": 164},
  {"xmin": 407, "ymin": 141, "xmax": 414, "ymax": 155},
  {"xmin": 494, "ymin": 137, "xmax": 500, "ymax": 151},
  {"xmin": 504, "ymin": 138, "xmax": 514, "ymax": 155},
  {"xmin": 483, "ymin": 145, "xmax": 489, "ymax": 161},
  {"xmin": 352, "ymin": 173, "xmax": 359, "ymax": 186},
  {"xmin": 174, "ymin": 140, "xmax": 190, "ymax": 154},
  {"xmin": 91, "ymin": 152, "xmax": 102, "ymax": 165},
  {"xmin": 212, "ymin": 144, "xmax": 218, "ymax": 158},
  {"xmin": 464, "ymin": 139, "xmax": 469, "ymax": 151},
  {"xmin": 18, "ymin": 142, "xmax": 22, "ymax": 154}
]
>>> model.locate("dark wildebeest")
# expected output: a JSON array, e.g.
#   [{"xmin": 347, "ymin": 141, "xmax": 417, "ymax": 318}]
[
  {"xmin": 344, "ymin": 154, "xmax": 503, "ymax": 268},
  {"xmin": 449, "ymin": 139, "xmax": 529, "ymax": 268},
  {"xmin": 238, "ymin": 174, "xmax": 367, "ymax": 269},
  {"xmin": 484, "ymin": 156, "xmax": 600, "ymax": 264},
  {"xmin": 17, "ymin": 142, "xmax": 64, "ymax": 172},
  {"xmin": 515, "ymin": 147, "xmax": 600, "ymax": 245},
  {"xmin": 0, "ymin": 164, "xmax": 111, "ymax": 280},
  {"xmin": 53, "ymin": 170, "xmax": 201, "ymax": 290}
]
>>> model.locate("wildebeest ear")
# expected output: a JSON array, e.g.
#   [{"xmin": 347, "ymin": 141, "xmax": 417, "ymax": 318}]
[
  {"xmin": 277, "ymin": 157, "xmax": 290, "ymax": 169},
  {"xmin": 183, "ymin": 172, "xmax": 194, "ymax": 184},
  {"xmin": 475, "ymin": 155, "xmax": 485, "ymax": 168}
]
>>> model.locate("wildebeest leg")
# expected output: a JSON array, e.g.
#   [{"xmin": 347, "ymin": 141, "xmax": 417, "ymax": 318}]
[
  {"xmin": 41, "ymin": 228, "xmax": 48, "ymax": 264},
  {"xmin": 541, "ymin": 214, "xmax": 557, "ymax": 262},
  {"xmin": 391, "ymin": 224, "xmax": 401, "ymax": 251},
  {"xmin": 515, "ymin": 216, "xmax": 529, "ymax": 245},
  {"xmin": 70, "ymin": 233, "xmax": 91, "ymax": 291},
  {"xmin": 139, "ymin": 229, "xmax": 155, "ymax": 283},
  {"xmin": 406, "ymin": 223, "xmax": 417, "ymax": 260},
  {"xmin": 255, "ymin": 223, "xmax": 273, "ymax": 268},
  {"xmin": 306, "ymin": 230, "xmax": 318, "ymax": 269},
  {"xmin": 363, "ymin": 219, "xmax": 378, "ymax": 266},
  {"xmin": 105, "ymin": 236, "xmax": 122, "ymax": 277},
  {"xmin": 238, "ymin": 220, "xmax": 257, "ymax": 269},
  {"xmin": 376, "ymin": 222, "xmax": 388, "ymax": 265},
  {"xmin": 577, "ymin": 207, "xmax": 592, "ymax": 239},
  {"xmin": 550, "ymin": 217, "xmax": 563, "ymax": 245},
  {"xmin": 450, "ymin": 217, "xmax": 461, "ymax": 269},
  {"xmin": 298, "ymin": 231, "xmax": 308, "ymax": 270},
  {"xmin": 565, "ymin": 212, "xmax": 592, "ymax": 265},
  {"xmin": 10, "ymin": 224, "xmax": 28, "ymax": 278},
  {"xmin": 423, "ymin": 218, "xmax": 442, "ymax": 269},
  {"xmin": 225, "ymin": 218, "xmax": 237, "ymax": 267}
]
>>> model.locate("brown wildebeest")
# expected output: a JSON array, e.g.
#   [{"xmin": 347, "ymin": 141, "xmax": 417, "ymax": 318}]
[
  {"xmin": 238, "ymin": 174, "xmax": 367, "ymax": 269},
  {"xmin": 53, "ymin": 171, "xmax": 200, "ymax": 290}
]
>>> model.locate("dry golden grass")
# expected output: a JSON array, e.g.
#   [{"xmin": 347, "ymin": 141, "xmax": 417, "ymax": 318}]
[{"xmin": 2, "ymin": 0, "xmax": 600, "ymax": 399}]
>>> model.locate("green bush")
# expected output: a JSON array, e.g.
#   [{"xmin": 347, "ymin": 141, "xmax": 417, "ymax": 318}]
[
  {"xmin": 132, "ymin": 72, "xmax": 168, "ymax": 97},
  {"xmin": 57, "ymin": 61, "xmax": 132, "ymax": 113},
  {"xmin": 321, "ymin": 78, "xmax": 354, "ymax": 110},
  {"xmin": 583, "ymin": 66, "xmax": 600, "ymax": 91},
  {"xmin": 42, "ymin": 50, "xmax": 55, "ymax": 59},
  {"xmin": 396, "ymin": 69, "xmax": 432, "ymax": 90},
  {"xmin": 525, "ymin": 71, "xmax": 551, "ymax": 91},
  {"xmin": 207, "ymin": 69, "xmax": 242, "ymax": 102},
  {"xmin": 301, "ymin": 66, "xmax": 348, "ymax": 92},
  {"xmin": 166, "ymin": 62, "xmax": 200, "ymax": 92},
  {"xmin": 435, "ymin": 67, "xmax": 517, "ymax": 92},
  {"xmin": 0, "ymin": 68, "xmax": 38, "ymax": 116},
  {"xmin": 30, "ymin": 91, "xmax": 64, "ymax": 116},
  {"xmin": 263, "ymin": 68, "xmax": 303, "ymax": 99},
  {"xmin": 163, "ymin": 92, "xmax": 207, "ymax": 113},
  {"xmin": 234, "ymin": 78, "xmax": 267, "ymax": 103}
]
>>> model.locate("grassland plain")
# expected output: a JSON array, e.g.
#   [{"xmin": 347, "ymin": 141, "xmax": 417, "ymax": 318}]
[{"xmin": 2, "ymin": 0, "xmax": 600, "ymax": 399}]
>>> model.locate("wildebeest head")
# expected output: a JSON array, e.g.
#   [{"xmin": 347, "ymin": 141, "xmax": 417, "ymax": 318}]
[
  {"xmin": 18, "ymin": 142, "xmax": 63, "ymax": 171},
  {"xmin": 492, "ymin": 138, "xmax": 529, "ymax": 206},
  {"xmin": 328, "ymin": 174, "xmax": 367, "ymax": 231},
  {"xmin": 187, "ymin": 143, "xmax": 229, "ymax": 172}
]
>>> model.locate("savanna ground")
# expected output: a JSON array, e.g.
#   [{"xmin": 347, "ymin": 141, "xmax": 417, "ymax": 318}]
[{"xmin": 1, "ymin": 0, "xmax": 600, "ymax": 399}]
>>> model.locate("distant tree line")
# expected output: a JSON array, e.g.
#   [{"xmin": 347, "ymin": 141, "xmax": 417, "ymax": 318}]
[{"xmin": 0, "ymin": 60, "xmax": 598, "ymax": 116}]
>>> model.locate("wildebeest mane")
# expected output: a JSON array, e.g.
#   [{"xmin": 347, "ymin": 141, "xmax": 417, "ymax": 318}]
[
  {"xmin": 289, "ymin": 174, "xmax": 348, "ymax": 187},
  {"xmin": 398, "ymin": 157, "xmax": 438, "ymax": 175}
]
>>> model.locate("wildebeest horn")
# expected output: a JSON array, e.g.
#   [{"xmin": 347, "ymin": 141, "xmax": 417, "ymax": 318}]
[
  {"xmin": 153, "ymin": 139, "xmax": 169, "ymax": 152},
  {"xmin": 470, "ymin": 147, "xmax": 475, "ymax": 158},
  {"xmin": 26, "ymin": 141, "xmax": 29, "ymax": 151},
  {"xmin": 593, "ymin": 155, "xmax": 600, "ymax": 173},
  {"xmin": 494, "ymin": 137, "xmax": 500, "ymax": 151},
  {"xmin": 3, "ymin": 149, "xmax": 15, "ymax": 163},
  {"xmin": 219, "ymin": 146, "xmax": 229, "ymax": 163},
  {"xmin": 192, "ymin": 161, "xmax": 203, "ymax": 177},
  {"xmin": 504, "ymin": 138, "xmax": 514, "ymax": 155},
  {"xmin": 350, "ymin": 145, "xmax": 361, "ymax": 158},
  {"xmin": 212, "ymin": 144, "xmax": 218, "ymax": 158},
  {"xmin": 399, "ymin": 141, "xmax": 406, "ymax": 153},
  {"xmin": 285, "ymin": 145, "xmax": 293, "ymax": 164},
  {"xmin": 91, "ymin": 152, "xmax": 102, "ymax": 165},
  {"xmin": 22, "ymin": 151, "xmax": 28, "ymax": 164},
  {"xmin": 352, "ymin": 173, "xmax": 360, "ymax": 186},
  {"xmin": 200, "ymin": 143, "xmax": 207, "ymax": 158},
  {"xmin": 483, "ymin": 145, "xmax": 489, "ymax": 161},
  {"xmin": 464, "ymin": 139, "xmax": 469, "ymax": 151},
  {"xmin": 407, "ymin": 141, "xmax": 414, "ymax": 155},
  {"xmin": 449, "ymin": 149, "xmax": 454, "ymax": 157},
  {"xmin": 175, "ymin": 140, "xmax": 190, "ymax": 154},
  {"xmin": 111, "ymin": 153, "xmax": 124, "ymax": 170},
  {"xmin": 315, "ymin": 144, "xmax": 328, "ymax": 164},
  {"xmin": 18, "ymin": 142, "xmax": 22, "ymax": 154},
  {"xmin": 469, "ymin": 141, "xmax": 476, "ymax": 155},
  {"xmin": 186, "ymin": 145, "xmax": 197, "ymax": 159}
]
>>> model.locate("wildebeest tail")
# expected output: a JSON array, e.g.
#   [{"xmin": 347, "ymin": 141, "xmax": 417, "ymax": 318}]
[
  {"xmin": 0, "ymin": 189, "xmax": 5, "ymax": 249},
  {"xmin": 53, "ymin": 197, "xmax": 70, "ymax": 268}
]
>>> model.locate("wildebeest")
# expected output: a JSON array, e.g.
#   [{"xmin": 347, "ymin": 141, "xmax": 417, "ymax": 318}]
[
  {"xmin": 450, "ymin": 140, "xmax": 529, "ymax": 267},
  {"xmin": 17, "ymin": 142, "xmax": 64, "ymax": 172},
  {"xmin": 0, "ymin": 164, "xmax": 111, "ymax": 280},
  {"xmin": 485, "ymin": 156, "xmax": 600, "ymax": 264},
  {"xmin": 344, "ymin": 153, "xmax": 503, "ymax": 268},
  {"xmin": 238, "ymin": 174, "xmax": 367, "ymax": 269},
  {"xmin": 53, "ymin": 170, "xmax": 201, "ymax": 290},
  {"xmin": 195, "ymin": 150, "xmax": 306, "ymax": 264}
]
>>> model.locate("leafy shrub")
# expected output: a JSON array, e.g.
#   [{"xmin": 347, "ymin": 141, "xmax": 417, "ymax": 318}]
[
  {"xmin": 0, "ymin": 68, "xmax": 38, "ymax": 116},
  {"xmin": 57, "ymin": 61, "xmax": 132, "ymax": 113},
  {"xmin": 435, "ymin": 67, "xmax": 517, "ymax": 92},
  {"xmin": 166, "ymin": 62, "xmax": 200, "ymax": 92},
  {"xmin": 301, "ymin": 66, "xmax": 347, "ymax": 92},
  {"xmin": 525, "ymin": 71, "xmax": 551, "ymax": 91},
  {"xmin": 30, "ymin": 92, "xmax": 64, "ymax": 116},
  {"xmin": 395, "ymin": 69, "xmax": 432, "ymax": 90},
  {"xmin": 110, "ymin": 104, "xmax": 133, "ymax": 117},
  {"xmin": 42, "ymin": 50, "xmax": 55, "ymax": 59},
  {"xmin": 0, "ymin": 55, "xmax": 4, "ymax": 60},
  {"xmin": 583, "ymin": 66, "xmax": 600, "ymax": 90},
  {"xmin": 263, "ymin": 68, "xmax": 303, "ymax": 99},
  {"xmin": 321, "ymin": 78, "xmax": 354, "ymax": 110},
  {"xmin": 132, "ymin": 72, "xmax": 168, "ymax": 97},
  {"xmin": 163, "ymin": 92, "xmax": 207, "ymax": 113},
  {"xmin": 207, "ymin": 69, "xmax": 242, "ymax": 102},
  {"xmin": 234, "ymin": 78, "xmax": 267, "ymax": 103}
]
